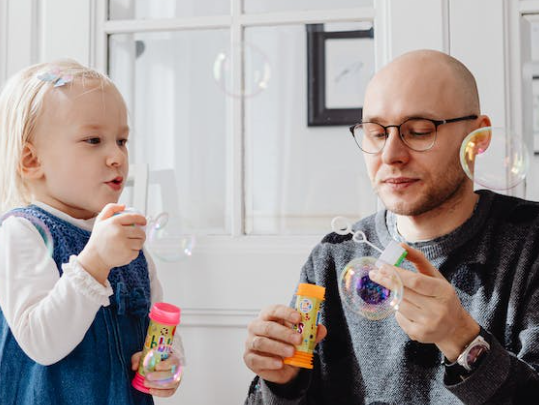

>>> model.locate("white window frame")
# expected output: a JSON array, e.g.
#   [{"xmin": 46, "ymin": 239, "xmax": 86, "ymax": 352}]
[
  {"xmin": 507, "ymin": 1, "xmax": 539, "ymax": 198},
  {"xmin": 509, "ymin": 1, "xmax": 539, "ymax": 155},
  {"xmin": 90, "ymin": 0, "xmax": 378, "ymax": 239}
]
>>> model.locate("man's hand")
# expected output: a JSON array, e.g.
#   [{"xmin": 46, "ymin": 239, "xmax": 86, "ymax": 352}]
[
  {"xmin": 243, "ymin": 304, "xmax": 327, "ymax": 384},
  {"xmin": 370, "ymin": 243, "xmax": 479, "ymax": 361}
]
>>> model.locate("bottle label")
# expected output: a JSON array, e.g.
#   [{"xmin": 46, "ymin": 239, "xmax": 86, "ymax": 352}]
[
  {"xmin": 137, "ymin": 320, "xmax": 177, "ymax": 376},
  {"xmin": 293, "ymin": 295, "xmax": 321, "ymax": 353}
]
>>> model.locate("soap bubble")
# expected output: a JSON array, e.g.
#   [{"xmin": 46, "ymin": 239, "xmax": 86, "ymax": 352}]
[
  {"xmin": 146, "ymin": 212, "xmax": 195, "ymax": 262},
  {"xmin": 213, "ymin": 41, "xmax": 271, "ymax": 98},
  {"xmin": 331, "ymin": 217, "xmax": 405, "ymax": 320},
  {"xmin": 142, "ymin": 334, "xmax": 185, "ymax": 386},
  {"xmin": 0, "ymin": 211, "xmax": 53, "ymax": 256},
  {"xmin": 460, "ymin": 127, "xmax": 530, "ymax": 190},
  {"xmin": 142, "ymin": 345, "xmax": 183, "ymax": 386},
  {"xmin": 339, "ymin": 256, "xmax": 403, "ymax": 320}
]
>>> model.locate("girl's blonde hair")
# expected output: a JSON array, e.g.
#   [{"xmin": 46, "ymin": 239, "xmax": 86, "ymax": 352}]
[{"xmin": 0, "ymin": 59, "xmax": 115, "ymax": 213}]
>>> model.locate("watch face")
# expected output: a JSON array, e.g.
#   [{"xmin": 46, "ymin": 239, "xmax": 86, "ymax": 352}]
[{"xmin": 466, "ymin": 345, "xmax": 487, "ymax": 366}]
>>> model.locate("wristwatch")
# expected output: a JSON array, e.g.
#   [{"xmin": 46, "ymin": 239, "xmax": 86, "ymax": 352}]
[{"xmin": 456, "ymin": 328, "xmax": 491, "ymax": 372}]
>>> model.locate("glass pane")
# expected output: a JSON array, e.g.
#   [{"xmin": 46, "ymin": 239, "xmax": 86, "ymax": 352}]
[
  {"xmin": 531, "ymin": 19, "xmax": 539, "ymax": 202},
  {"xmin": 109, "ymin": 30, "xmax": 230, "ymax": 234},
  {"xmin": 244, "ymin": 24, "xmax": 376, "ymax": 235},
  {"xmin": 244, "ymin": 0, "xmax": 372, "ymax": 14},
  {"xmin": 109, "ymin": 0, "xmax": 229, "ymax": 19},
  {"xmin": 532, "ymin": 20, "xmax": 539, "ymax": 151}
]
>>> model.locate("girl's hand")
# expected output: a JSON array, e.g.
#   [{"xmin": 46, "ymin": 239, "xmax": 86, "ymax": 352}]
[
  {"xmin": 130, "ymin": 351, "xmax": 183, "ymax": 398},
  {"xmin": 78, "ymin": 203, "xmax": 146, "ymax": 284}
]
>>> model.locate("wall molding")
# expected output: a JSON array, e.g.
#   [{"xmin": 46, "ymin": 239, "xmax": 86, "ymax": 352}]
[
  {"xmin": 180, "ymin": 308, "xmax": 259, "ymax": 328},
  {"xmin": 169, "ymin": 234, "xmax": 321, "ymax": 255}
]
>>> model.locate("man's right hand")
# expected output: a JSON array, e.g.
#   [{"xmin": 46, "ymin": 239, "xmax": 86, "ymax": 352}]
[{"xmin": 243, "ymin": 304, "xmax": 327, "ymax": 385}]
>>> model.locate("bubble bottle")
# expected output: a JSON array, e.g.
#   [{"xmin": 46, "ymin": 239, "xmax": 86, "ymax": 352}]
[
  {"xmin": 283, "ymin": 283, "xmax": 325, "ymax": 369},
  {"xmin": 132, "ymin": 302, "xmax": 181, "ymax": 393}
]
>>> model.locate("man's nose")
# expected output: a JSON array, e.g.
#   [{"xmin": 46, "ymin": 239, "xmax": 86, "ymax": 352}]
[{"xmin": 380, "ymin": 127, "xmax": 409, "ymax": 163}]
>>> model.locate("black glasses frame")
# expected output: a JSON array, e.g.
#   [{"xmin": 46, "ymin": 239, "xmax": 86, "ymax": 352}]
[{"xmin": 349, "ymin": 114, "xmax": 478, "ymax": 153}]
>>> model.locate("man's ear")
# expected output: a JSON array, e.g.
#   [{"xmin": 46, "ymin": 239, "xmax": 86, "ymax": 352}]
[
  {"xmin": 19, "ymin": 142, "xmax": 43, "ymax": 180},
  {"xmin": 477, "ymin": 114, "xmax": 492, "ymax": 129}
]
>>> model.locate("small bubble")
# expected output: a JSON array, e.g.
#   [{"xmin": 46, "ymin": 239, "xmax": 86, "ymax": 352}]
[
  {"xmin": 213, "ymin": 41, "xmax": 271, "ymax": 99},
  {"xmin": 460, "ymin": 127, "xmax": 529, "ymax": 190}
]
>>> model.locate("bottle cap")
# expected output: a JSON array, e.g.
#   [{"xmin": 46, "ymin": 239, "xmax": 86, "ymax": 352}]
[
  {"xmin": 132, "ymin": 372, "xmax": 150, "ymax": 393},
  {"xmin": 284, "ymin": 351, "xmax": 314, "ymax": 369},
  {"xmin": 149, "ymin": 302, "xmax": 181, "ymax": 325},
  {"xmin": 375, "ymin": 240, "xmax": 407, "ymax": 268},
  {"xmin": 296, "ymin": 283, "xmax": 325, "ymax": 300}
]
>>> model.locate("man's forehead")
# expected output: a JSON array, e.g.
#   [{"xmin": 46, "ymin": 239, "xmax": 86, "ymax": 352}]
[
  {"xmin": 363, "ymin": 77, "xmax": 460, "ymax": 122},
  {"xmin": 362, "ymin": 111, "xmax": 442, "ymax": 123}
]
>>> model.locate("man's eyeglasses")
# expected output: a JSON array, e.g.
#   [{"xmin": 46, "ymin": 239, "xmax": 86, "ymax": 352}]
[{"xmin": 349, "ymin": 115, "xmax": 478, "ymax": 154}]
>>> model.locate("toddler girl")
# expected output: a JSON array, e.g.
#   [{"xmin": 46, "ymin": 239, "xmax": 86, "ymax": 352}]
[{"xmin": 0, "ymin": 60, "xmax": 180, "ymax": 404}]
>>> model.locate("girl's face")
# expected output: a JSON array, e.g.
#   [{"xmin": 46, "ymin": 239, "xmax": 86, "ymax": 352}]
[{"xmin": 27, "ymin": 79, "xmax": 129, "ymax": 219}]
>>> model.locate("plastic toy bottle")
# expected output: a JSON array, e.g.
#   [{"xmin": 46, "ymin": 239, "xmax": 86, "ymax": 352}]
[
  {"xmin": 283, "ymin": 283, "xmax": 326, "ymax": 369},
  {"xmin": 132, "ymin": 302, "xmax": 181, "ymax": 393}
]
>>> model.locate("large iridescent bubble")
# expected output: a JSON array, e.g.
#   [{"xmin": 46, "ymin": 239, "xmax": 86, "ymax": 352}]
[
  {"xmin": 332, "ymin": 217, "xmax": 404, "ymax": 321},
  {"xmin": 0, "ymin": 211, "xmax": 53, "ymax": 256},
  {"xmin": 339, "ymin": 256, "xmax": 403, "ymax": 320},
  {"xmin": 460, "ymin": 127, "xmax": 530, "ymax": 190}
]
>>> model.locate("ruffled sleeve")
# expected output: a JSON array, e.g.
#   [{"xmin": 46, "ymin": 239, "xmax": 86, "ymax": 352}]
[{"xmin": 62, "ymin": 255, "xmax": 113, "ymax": 307}]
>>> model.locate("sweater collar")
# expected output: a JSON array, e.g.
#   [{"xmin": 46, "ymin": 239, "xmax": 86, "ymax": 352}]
[{"xmin": 375, "ymin": 190, "xmax": 494, "ymax": 264}]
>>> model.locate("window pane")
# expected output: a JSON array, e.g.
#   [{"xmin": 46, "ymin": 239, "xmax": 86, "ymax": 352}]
[
  {"xmin": 244, "ymin": 0, "xmax": 372, "ymax": 14},
  {"xmin": 531, "ymin": 19, "xmax": 539, "ymax": 201},
  {"xmin": 244, "ymin": 24, "xmax": 376, "ymax": 235},
  {"xmin": 109, "ymin": 0, "xmax": 229, "ymax": 19},
  {"xmin": 109, "ymin": 30, "xmax": 230, "ymax": 234},
  {"xmin": 533, "ymin": 20, "xmax": 539, "ymax": 152}
]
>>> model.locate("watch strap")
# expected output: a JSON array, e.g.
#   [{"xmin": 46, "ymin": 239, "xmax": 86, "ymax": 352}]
[{"xmin": 442, "ymin": 326, "xmax": 491, "ymax": 380}]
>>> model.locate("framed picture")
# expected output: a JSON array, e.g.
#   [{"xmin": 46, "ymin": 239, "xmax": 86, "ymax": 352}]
[{"xmin": 306, "ymin": 24, "xmax": 374, "ymax": 127}]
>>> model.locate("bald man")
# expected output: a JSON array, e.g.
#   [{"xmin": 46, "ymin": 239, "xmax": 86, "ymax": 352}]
[{"xmin": 243, "ymin": 50, "xmax": 539, "ymax": 405}]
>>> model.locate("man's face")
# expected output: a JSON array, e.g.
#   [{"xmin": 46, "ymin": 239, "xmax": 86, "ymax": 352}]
[{"xmin": 362, "ymin": 58, "xmax": 477, "ymax": 216}]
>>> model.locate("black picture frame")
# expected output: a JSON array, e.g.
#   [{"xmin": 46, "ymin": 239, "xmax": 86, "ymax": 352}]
[{"xmin": 307, "ymin": 24, "xmax": 374, "ymax": 127}]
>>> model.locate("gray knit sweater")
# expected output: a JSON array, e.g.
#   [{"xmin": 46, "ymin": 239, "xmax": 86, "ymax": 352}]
[{"xmin": 244, "ymin": 190, "xmax": 539, "ymax": 405}]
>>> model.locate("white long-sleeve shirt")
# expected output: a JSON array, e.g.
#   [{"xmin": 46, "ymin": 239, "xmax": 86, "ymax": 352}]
[{"xmin": 0, "ymin": 202, "xmax": 163, "ymax": 365}]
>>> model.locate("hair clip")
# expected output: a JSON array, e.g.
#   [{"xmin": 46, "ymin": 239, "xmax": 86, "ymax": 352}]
[{"xmin": 37, "ymin": 67, "xmax": 73, "ymax": 87}]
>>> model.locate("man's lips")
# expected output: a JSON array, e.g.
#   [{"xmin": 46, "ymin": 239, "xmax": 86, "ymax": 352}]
[{"xmin": 382, "ymin": 177, "xmax": 419, "ymax": 189}]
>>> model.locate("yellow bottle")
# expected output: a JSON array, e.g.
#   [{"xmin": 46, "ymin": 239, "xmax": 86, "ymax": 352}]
[{"xmin": 283, "ymin": 283, "xmax": 325, "ymax": 369}]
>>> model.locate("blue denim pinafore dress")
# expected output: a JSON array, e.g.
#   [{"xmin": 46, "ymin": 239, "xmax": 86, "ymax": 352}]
[{"xmin": 0, "ymin": 206, "xmax": 154, "ymax": 405}]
